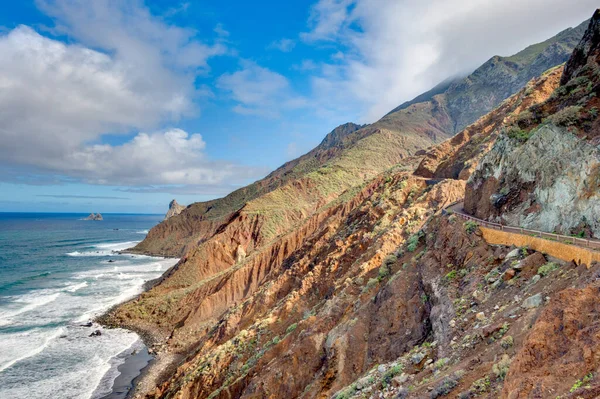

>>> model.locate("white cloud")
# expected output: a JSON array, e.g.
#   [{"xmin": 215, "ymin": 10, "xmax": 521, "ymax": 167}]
[
  {"xmin": 0, "ymin": 0, "xmax": 244, "ymax": 187},
  {"xmin": 0, "ymin": 128, "xmax": 264, "ymax": 186},
  {"xmin": 268, "ymin": 38, "xmax": 296, "ymax": 52},
  {"xmin": 292, "ymin": 59, "xmax": 318, "ymax": 71},
  {"xmin": 217, "ymin": 61, "xmax": 307, "ymax": 117},
  {"xmin": 214, "ymin": 23, "xmax": 230, "ymax": 38},
  {"xmin": 60, "ymin": 129, "xmax": 261, "ymax": 185},
  {"xmin": 302, "ymin": 0, "xmax": 598, "ymax": 122}
]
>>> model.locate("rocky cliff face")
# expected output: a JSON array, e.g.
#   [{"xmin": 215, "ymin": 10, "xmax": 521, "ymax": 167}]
[
  {"xmin": 466, "ymin": 10, "xmax": 600, "ymax": 238},
  {"xmin": 164, "ymin": 200, "xmax": 185, "ymax": 220},
  {"xmin": 96, "ymin": 12, "xmax": 600, "ymax": 399},
  {"xmin": 415, "ymin": 65, "xmax": 564, "ymax": 180}
]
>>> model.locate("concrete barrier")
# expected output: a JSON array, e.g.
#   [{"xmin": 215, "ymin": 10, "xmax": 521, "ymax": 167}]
[{"xmin": 480, "ymin": 227, "xmax": 600, "ymax": 266}]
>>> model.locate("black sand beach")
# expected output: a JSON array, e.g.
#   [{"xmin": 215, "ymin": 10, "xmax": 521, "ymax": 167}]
[{"xmin": 100, "ymin": 345, "xmax": 153, "ymax": 399}]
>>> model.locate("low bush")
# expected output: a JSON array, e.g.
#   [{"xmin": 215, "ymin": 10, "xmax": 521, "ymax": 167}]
[
  {"xmin": 506, "ymin": 125, "xmax": 533, "ymax": 142},
  {"xmin": 537, "ymin": 262, "xmax": 559, "ymax": 277},
  {"xmin": 406, "ymin": 232, "xmax": 423, "ymax": 252},
  {"xmin": 464, "ymin": 221, "xmax": 478, "ymax": 234},
  {"xmin": 515, "ymin": 110, "xmax": 535, "ymax": 128},
  {"xmin": 430, "ymin": 373, "xmax": 461, "ymax": 398},
  {"xmin": 570, "ymin": 372, "xmax": 594, "ymax": 393},
  {"xmin": 382, "ymin": 364, "xmax": 404, "ymax": 387},
  {"xmin": 286, "ymin": 323, "xmax": 298, "ymax": 334},
  {"xmin": 492, "ymin": 355, "xmax": 511, "ymax": 381},
  {"xmin": 548, "ymin": 105, "xmax": 582, "ymax": 127}
]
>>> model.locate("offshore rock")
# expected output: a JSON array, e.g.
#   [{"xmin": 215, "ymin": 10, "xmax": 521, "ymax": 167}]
[{"xmin": 84, "ymin": 213, "xmax": 103, "ymax": 221}]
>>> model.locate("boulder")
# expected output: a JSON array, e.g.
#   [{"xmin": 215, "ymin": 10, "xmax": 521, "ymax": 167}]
[
  {"xmin": 517, "ymin": 252, "xmax": 547, "ymax": 279},
  {"xmin": 522, "ymin": 293, "xmax": 543, "ymax": 309}
]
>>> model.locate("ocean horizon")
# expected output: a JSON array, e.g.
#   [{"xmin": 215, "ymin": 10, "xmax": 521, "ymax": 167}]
[{"xmin": 0, "ymin": 212, "xmax": 178, "ymax": 399}]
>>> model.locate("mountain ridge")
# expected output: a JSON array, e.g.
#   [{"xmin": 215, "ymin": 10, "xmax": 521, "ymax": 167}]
[{"xmin": 97, "ymin": 13, "xmax": 600, "ymax": 399}]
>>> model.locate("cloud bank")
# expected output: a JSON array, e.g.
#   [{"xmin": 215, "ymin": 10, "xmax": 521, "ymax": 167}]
[
  {"xmin": 302, "ymin": 0, "xmax": 598, "ymax": 122},
  {"xmin": 0, "ymin": 0, "xmax": 253, "ymax": 188}
]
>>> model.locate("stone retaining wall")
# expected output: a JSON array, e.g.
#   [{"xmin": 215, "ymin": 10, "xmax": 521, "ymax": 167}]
[{"xmin": 480, "ymin": 227, "xmax": 600, "ymax": 266}]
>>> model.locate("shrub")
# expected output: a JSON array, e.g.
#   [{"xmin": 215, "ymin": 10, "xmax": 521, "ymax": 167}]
[
  {"xmin": 550, "ymin": 85, "xmax": 568, "ymax": 98},
  {"xmin": 537, "ymin": 262, "xmax": 559, "ymax": 277},
  {"xmin": 406, "ymin": 232, "xmax": 422, "ymax": 252},
  {"xmin": 382, "ymin": 254, "xmax": 397, "ymax": 267},
  {"xmin": 500, "ymin": 335, "xmax": 514, "ymax": 349},
  {"xmin": 515, "ymin": 110, "xmax": 535, "ymax": 128},
  {"xmin": 382, "ymin": 364, "xmax": 404, "ymax": 387},
  {"xmin": 548, "ymin": 105, "xmax": 582, "ymax": 126},
  {"xmin": 430, "ymin": 374, "xmax": 461, "ymax": 398},
  {"xmin": 570, "ymin": 372, "xmax": 594, "ymax": 393},
  {"xmin": 444, "ymin": 270, "xmax": 457, "ymax": 282},
  {"xmin": 471, "ymin": 376, "xmax": 491, "ymax": 393},
  {"xmin": 521, "ymin": 247, "xmax": 528, "ymax": 257},
  {"xmin": 494, "ymin": 322, "xmax": 510, "ymax": 340},
  {"xmin": 506, "ymin": 125, "xmax": 533, "ymax": 142},
  {"xmin": 434, "ymin": 357, "xmax": 450, "ymax": 370},
  {"xmin": 378, "ymin": 264, "xmax": 391, "ymax": 281},
  {"xmin": 464, "ymin": 221, "xmax": 478, "ymax": 234},
  {"xmin": 590, "ymin": 107, "xmax": 599, "ymax": 118},
  {"xmin": 286, "ymin": 323, "xmax": 298, "ymax": 334},
  {"xmin": 335, "ymin": 384, "xmax": 357, "ymax": 399},
  {"xmin": 363, "ymin": 278, "xmax": 379, "ymax": 292},
  {"xmin": 492, "ymin": 355, "xmax": 511, "ymax": 381}
]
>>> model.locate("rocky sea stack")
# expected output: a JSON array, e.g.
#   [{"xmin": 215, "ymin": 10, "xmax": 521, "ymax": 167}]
[{"xmin": 84, "ymin": 213, "xmax": 103, "ymax": 221}]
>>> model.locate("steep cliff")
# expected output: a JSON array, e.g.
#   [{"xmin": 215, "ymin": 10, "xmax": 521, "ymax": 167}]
[{"xmin": 466, "ymin": 10, "xmax": 600, "ymax": 238}]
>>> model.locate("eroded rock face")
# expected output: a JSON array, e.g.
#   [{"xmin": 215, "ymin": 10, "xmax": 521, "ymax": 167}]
[
  {"xmin": 466, "ymin": 124, "xmax": 600, "ymax": 237},
  {"xmin": 414, "ymin": 66, "xmax": 563, "ymax": 181},
  {"xmin": 164, "ymin": 199, "xmax": 185, "ymax": 220},
  {"xmin": 466, "ymin": 9, "xmax": 600, "ymax": 238},
  {"xmin": 503, "ymin": 285, "xmax": 600, "ymax": 398}
]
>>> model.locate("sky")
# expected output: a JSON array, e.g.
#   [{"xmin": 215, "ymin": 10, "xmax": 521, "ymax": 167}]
[{"xmin": 0, "ymin": 0, "xmax": 597, "ymax": 214}]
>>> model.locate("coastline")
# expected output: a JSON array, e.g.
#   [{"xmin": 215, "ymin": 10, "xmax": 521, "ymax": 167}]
[
  {"xmin": 96, "ymin": 258, "xmax": 181, "ymax": 399},
  {"xmin": 98, "ymin": 343, "xmax": 153, "ymax": 399}
]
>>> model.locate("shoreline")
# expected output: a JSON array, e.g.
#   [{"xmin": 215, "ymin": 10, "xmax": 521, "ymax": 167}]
[
  {"xmin": 98, "ymin": 343, "xmax": 153, "ymax": 399},
  {"xmin": 95, "ymin": 256, "xmax": 181, "ymax": 399}
]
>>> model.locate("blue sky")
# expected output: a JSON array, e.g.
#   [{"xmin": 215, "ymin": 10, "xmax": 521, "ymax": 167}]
[{"xmin": 0, "ymin": 0, "xmax": 597, "ymax": 214}]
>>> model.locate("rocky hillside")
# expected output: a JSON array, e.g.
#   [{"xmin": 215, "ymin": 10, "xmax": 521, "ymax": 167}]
[
  {"xmin": 95, "ymin": 11, "xmax": 600, "ymax": 399},
  {"xmin": 466, "ymin": 10, "xmax": 600, "ymax": 238},
  {"xmin": 131, "ymin": 19, "xmax": 585, "ymax": 258}
]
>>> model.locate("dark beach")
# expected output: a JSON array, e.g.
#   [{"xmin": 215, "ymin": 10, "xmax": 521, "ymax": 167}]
[{"xmin": 99, "ymin": 344, "xmax": 153, "ymax": 399}]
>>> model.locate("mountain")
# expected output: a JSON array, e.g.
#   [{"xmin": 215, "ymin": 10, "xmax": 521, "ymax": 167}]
[
  {"xmin": 96, "ymin": 13, "xmax": 600, "ymax": 399},
  {"xmin": 131, "ymin": 19, "xmax": 586, "ymax": 259}
]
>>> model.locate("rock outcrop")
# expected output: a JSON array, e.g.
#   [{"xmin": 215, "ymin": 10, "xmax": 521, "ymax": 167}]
[
  {"xmin": 164, "ymin": 199, "xmax": 185, "ymax": 220},
  {"xmin": 466, "ymin": 10, "xmax": 600, "ymax": 237},
  {"xmin": 84, "ymin": 213, "xmax": 103, "ymax": 221}
]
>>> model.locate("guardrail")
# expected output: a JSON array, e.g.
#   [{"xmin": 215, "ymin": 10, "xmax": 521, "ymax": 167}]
[{"xmin": 445, "ymin": 201, "xmax": 600, "ymax": 252}]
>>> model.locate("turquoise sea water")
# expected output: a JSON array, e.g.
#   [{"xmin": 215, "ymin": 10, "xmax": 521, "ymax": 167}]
[{"xmin": 0, "ymin": 213, "xmax": 178, "ymax": 399}]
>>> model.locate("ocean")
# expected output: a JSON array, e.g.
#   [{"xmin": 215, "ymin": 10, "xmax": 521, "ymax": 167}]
[{"xmin": 0, "ymin": 213, "xmax": 178, "ymax": 399}]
